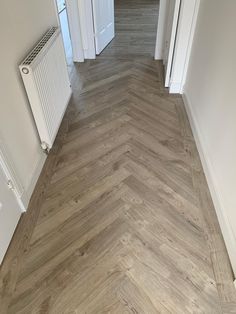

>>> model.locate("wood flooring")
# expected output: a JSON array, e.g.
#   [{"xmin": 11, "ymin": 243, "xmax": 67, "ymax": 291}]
[
  {"xmin": 0, "ymin": 0, "xmax": 236, "ymax": 313},
  {"xmin": 101, "ymin": 0, "xmax": 159, "ymax": 58}
]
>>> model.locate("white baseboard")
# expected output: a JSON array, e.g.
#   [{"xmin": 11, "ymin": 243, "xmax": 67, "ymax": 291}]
[
  {"xmin": 20, "ymin": 153, "xmax": 46, "ymax": 210},
  {"xmin": 182, "ymin": 93, "xmax": 236, "ymax": 278}
]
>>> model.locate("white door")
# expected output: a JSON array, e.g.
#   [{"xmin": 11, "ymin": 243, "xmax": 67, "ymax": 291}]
[
  {"xmin": 92, "ymin": 0, "xmax": 115, "ymax": 54},
  {"xmin": 0, "ymin": 165, "xmax": 22, "ymax": 264},
  {"xmin": 163, "ymin": 0, "xmax": 181, "ymax": 87}
]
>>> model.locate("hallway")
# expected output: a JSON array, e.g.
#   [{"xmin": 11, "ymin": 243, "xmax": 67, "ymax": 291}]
[
  {"xmin": 0, "ymin": 0, "xmax": 236, "ymax": 313},
  {"xmin": 1, "ymin": 58, "xmax": 235, "ymax": 313}
]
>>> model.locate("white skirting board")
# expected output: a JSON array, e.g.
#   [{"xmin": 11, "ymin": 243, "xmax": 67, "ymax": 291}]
[
  {"xmin": 20, "ymin": 153, "xmax": 46, "ymax": 210},
  {"xmin": 182, "ymin": 93, "xmax": 236, "ymax": 281}
]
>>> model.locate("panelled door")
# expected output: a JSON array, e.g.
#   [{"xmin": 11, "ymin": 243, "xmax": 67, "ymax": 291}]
[{"xmin": 92, "ymin": 0, "xmax": 115, "ymax": 54}]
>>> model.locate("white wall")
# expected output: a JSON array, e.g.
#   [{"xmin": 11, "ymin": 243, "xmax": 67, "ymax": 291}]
[
  {"xmin": 0, "ymin": 0, "xmax": 58, "ymax": 207},
  {"xmin": 184, "ymin": 0, "xmax": 236, "ymax": 276}
]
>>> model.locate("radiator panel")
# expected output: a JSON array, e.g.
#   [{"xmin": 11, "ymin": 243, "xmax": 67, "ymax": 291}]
[{"xmin": 19, "ymin": 28, "xmax": 72, "ymax": 150}]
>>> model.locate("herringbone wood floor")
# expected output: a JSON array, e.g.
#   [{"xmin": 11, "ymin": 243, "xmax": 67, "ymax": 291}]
[
  {"xmin": 101, "ymin": 0, "xmax": 158, "ymax": 58},
  {"xmin": 1, "ymin": 0, "xmax": 236, "ymax": 313}
]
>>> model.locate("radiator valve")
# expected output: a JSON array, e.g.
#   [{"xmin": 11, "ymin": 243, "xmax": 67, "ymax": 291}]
[{"xmin": 41, "ymin": 142, "xmax": 50, "ymax": 155}]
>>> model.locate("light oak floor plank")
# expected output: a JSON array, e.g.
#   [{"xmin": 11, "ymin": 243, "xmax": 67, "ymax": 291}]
[{"xmin": 0, "ymin": 0, "xmax": 236, "ymax": 313}]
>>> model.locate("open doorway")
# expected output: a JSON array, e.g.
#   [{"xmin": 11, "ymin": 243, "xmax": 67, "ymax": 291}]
[
  {"xmin": 72, "ymin": 0, "xmax": 161, "ymax": 61},
  {"xmin": 64, "ymin": 0, "xmax": 188, "ymax": 93},
  {"xmin": 55, "ymin": 0, "xmax": 73, "ymax": 66},
  {"xmin": 97, "ymin": 0, "xmax": 159, "ymax": 58}
]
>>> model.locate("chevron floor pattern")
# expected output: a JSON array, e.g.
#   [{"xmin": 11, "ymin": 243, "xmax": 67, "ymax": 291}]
[
  {"xmin": 0, "ymin": 57, "xmax": 234, "ymax": 313},
  {"xmin": 1, "ymin": 1, "xmax": 236, "ymax": 313}
]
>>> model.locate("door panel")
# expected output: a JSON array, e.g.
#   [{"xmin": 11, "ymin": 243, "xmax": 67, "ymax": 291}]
[
  {"xmin": 163, "ymin": 0, "xmax": 181, "ymax": 87},
  {"xmin": 92, "ymin": 0, "xmax": 115, "ymax": 54},
  {"xmin": 0, "ymin": 166, "xmax": 21, "ymax": 264}
]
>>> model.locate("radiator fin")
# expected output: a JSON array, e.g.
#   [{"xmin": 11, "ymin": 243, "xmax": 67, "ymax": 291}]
[
  {"xmin": 19, "ymin": 27, "xmax": 72, "ymax": 150},
  {"xmin": 22, "ymin": 27, "xmax": 57, "ymax": 65}
]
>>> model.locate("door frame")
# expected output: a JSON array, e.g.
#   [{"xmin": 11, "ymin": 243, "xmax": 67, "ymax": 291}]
[
  {"xmin": 54, "ymin": 0, "xmax": 200, "ymax": 85},
  {"xmin": 154, "ymin": 0, "xmax": 200, "ymax": 94},
  {"xmin": 63, "ymin": 0, "xmax": 163, "ymax": 62},
  {"xmin": 0, "ymin": 139, "xmax": 25, "ymax": 212},
  {"xmin": 169, "ymin": 0, "xmax": 200, "ymax": 93},
  {"xmin": 77, "ymin": 0, "xmax": 96, "ymax": 59},
  {"xmin": 163, "ymin": 0, "xmax": 181, "ymax": 88},
  {"xmin": 66, "ymin": 0, "xmax": 85, "ymax": 62},
  {"xmin": 0, "ymin": 162, "xmax": 22, "ymax": 264},
  {"xmin": 53, "ymin": 0, "xmax": 85, "ymax": 62}
]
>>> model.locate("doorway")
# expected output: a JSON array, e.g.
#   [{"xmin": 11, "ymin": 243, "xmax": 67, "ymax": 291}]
[
  {"xmin": 56, "ymin": 0, "xmax": 73, "ymax": 66},
  {"xmin": 98, "ymin": 0, "xmax": 159, "ymax": 58},
  {"xmin": 72, "ymin": 0, "xmax": 160, "ymax": 61}
]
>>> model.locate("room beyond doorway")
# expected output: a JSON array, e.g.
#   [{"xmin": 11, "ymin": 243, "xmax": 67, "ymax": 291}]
[
  {"xmin": 100, "ymin": 0, "xmax": 159, "ymax": 58},
  {"xmin": 56, "ymin": 0, "xmax": 73, "ymax": 66}
]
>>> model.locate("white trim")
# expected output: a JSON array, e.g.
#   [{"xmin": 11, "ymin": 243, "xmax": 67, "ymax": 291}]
[
  {"xmin": 183, "ymin": 93, "xmax": 236, "ymax": 278},
  {"xmin": 78, "ymin": 0, "xmax": 96, "ymax": 59},
  {"xmin": 66, "ymin": 0, "xmax": 84, "ymax": 62},
  {"xmin": 53, "ymin": 0, "xmax": 85, "ymax": 63},
  {"xmin": 180, "ymin": 0, "xmax": 200, "ymax": 93},
  {"xmin": 169, "ymin": 0, "xmax": 199, "ymax": 94},
  {"xmin": 0, "ymin": 138, "xmax": 25, "ymax": 212},
  {"xmin": 164, "ymin": 0, "xmax": 181, "ymax": 88}
]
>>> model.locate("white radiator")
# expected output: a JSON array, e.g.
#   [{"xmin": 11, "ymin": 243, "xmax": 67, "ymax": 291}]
[{"xmin": 19, "ymin": 27, "xmax": 72, "ymax": 152}]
